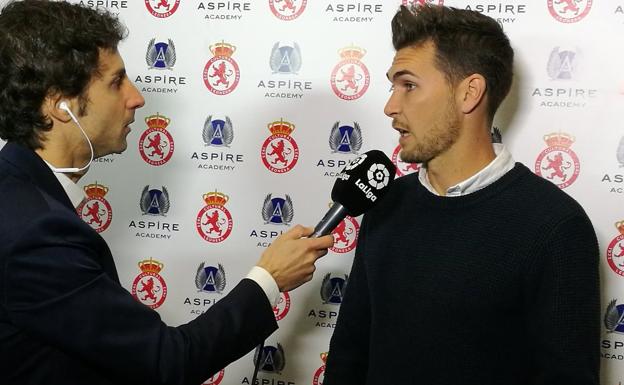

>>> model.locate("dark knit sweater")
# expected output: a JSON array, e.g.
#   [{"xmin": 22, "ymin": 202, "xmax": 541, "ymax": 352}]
[{"xmin": 324, "ymin": 163, "xmax": 600, "ymax": 385}]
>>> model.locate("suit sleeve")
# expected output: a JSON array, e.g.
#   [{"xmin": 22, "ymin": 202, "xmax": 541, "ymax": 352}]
[
  {"xmin": 2, "ymin": 210, "xmax": 278, "ymax": 385},
  {"xmin": 524, "ymin": 213, "xmax": 600, "ymax": 385},
  {"xmin": 324, "ymin": 214, "xmax": 372, "ymax": 385}
]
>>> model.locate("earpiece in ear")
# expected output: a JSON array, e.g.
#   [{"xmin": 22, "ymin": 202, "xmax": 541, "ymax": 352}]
[{"xmin": 58, "ymin": 101, "xmax": 70, "ymax": 112}]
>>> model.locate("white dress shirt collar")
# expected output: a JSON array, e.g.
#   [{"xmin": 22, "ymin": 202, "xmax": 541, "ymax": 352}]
[
  {"xmin": 418, "ymin": 143, "xmax": 515, "ymax": 197},
  {"xmin": 43, "ymin": 161, "xmax": 87, "ymax": 208}
]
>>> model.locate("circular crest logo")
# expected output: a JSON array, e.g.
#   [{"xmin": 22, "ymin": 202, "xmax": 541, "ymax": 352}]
[
  {"xmin": 547, "ymin": 0, "xmax": 592, "ymax": 23},
  {"xmin": 331, "ymin": 216, "xmax": 359, "ymax": 254},
  {"xmin": 273, "ymin": 291, "xmax": 291, "ymax": 321},
  {"xmin": 331, "ymin": 45, "xmax": 370, "ymax": 101},
  {"xmin": 534, "ymin": 133, "xmax": 580, "ymax": 189},
  {"xmin": 196, "ymin": 191, "xmax": 233, "ymax": 243},
  {"xmin": 77, "ymin": 183, "xmax": 112, "ymax": 233},
  {"xmin": 402, "ymin": 0, "xmax": 444, "ymax": 5},
  {"xmin": 145, "ymin": 0, "xmax": 180, "ymax": 18},
  {"xmin": 202, "ymin": 369, "xmax": 225, "ymax": 385},
  {"xmin": 607, "ymin": 222, "xmax": 624, "ymax": 277},
  {"xmin": 203, "ymin": 42, "xmax": 240, "ymax": 96},
  {"xmin": 391, "ymin": 144, "xmax": 420, "ymax": 177},
  {"xmin": 269, "ymin": 0, "xmax": 307, "ymax": 21},
  {"xmin": 312, "ymin": 352, "xmax": 328, "ymax": 385},
  {"xmin": 139, "ymin": 113, "xmax": 175, "ymax": 166},
  {"xmin": 131, "ymin": 258, "xmax": 167, "ymax": 309},
  {"xmin": 261, "ymin": 119, "xmax": 299, "ymax": 173}
]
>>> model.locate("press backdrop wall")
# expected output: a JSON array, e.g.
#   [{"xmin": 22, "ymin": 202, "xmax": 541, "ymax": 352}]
[{"xmin": 1, "ymin": 0, "xmax": 624, "ymax": 384}]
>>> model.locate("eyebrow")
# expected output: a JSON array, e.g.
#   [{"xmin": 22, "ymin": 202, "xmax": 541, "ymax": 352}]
[
  {"xmin": 112, "ymin": 67, "xmax": 126, "ymax": 79},
  {"xmin": 386, "ymin": 69, "xmax": 419, "ymax": 81}
]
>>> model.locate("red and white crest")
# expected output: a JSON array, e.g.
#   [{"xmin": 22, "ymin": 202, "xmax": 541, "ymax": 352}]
[
  {"xmin": 196, "ymin": 191, "xmax": 233, "ymax": 243},
  {"xmin": 144, "ymin": 0, "xmax": 180, "ymax": 18},
  {"xmin": 331, "ymin": 45, "xmax": 370, "ymax": 101},
  {"xmin": 607, "ymin": 221, "xmax": 624, "ymax": 277},
  {"xmin": 131, "ymin": 258, "xmax": 168, "ymax": 309},
  {"xmin": 391, "ymin": 144, "xmax": 420, "ymax": 177},
  {"xmin": 202, "ymin": 369, "xmax": 225, "ymax": 385},
  {"xmin": 77, "ymin": 182, "xmax": 112, "ymax": 233},
  {"xmin": 269, "ymin": 0, "xmax": 307, "ymax": 21},
  {"xmin": 331, "ymin": 215, "xmax": 360, "ymax": 254},
  {"xmin": 261, "ymin": 119, "xmax": 299, "ymax": 173},
  {"xmin": 139, "ymin": 113, "xmax": 175, "ymax": 166},
  {"xmin": 203, "ymin": 42, "xmax": 240, "ymax": 95},
  {"xmin": 312, "ymin": 352, "xmax": 328, "ymax": 385},
  {"xmin": 534, "ymin": 133, "xmax": 580, "ymax": 189},
  {"xmin": 547, "ymin": 0, "xmax": 592, "ymax": 23},
  {"xmin": 402, "ymin": 0, "xmax": 444, "ymax": 6},
  {"xmin": 273, "ymin": 291, "xmax": 291, "ymax": 321}
]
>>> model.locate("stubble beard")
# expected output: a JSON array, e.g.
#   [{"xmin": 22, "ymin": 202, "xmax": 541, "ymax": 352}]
[{"xmin": 399, "ymin": 100, "xmax": 460, "ymax": 165}]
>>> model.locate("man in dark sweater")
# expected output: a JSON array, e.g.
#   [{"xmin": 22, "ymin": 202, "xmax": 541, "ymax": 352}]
[{"xmin": 324, "ymin": 4, "xmax": 600, "ymax": 385}]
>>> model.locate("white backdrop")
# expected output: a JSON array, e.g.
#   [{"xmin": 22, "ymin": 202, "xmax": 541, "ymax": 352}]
[{"xmin": 2, "ymin": 0, "xmax": 624, "ymax": 384}]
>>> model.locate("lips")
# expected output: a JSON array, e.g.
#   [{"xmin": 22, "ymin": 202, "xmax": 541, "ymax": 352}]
[{"xmin": 394, "ymin": 127, "xmax": 409, "ymax": 136}]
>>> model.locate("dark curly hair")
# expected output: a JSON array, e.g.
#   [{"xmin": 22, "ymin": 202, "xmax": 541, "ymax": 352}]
[
  {"xmin": 391, "ymin": 5, "xmax": 514, "ymax": 122},
  {"xmin": 0, "ymin": 0, "xmax": 126, "ymax": 149}
]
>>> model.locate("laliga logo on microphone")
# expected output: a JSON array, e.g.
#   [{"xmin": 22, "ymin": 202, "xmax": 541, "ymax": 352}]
[
  {"xmin": 269, "ymin": 0, "xmax": 307, "ymax": 20},
  {"xmin": 354, "ymin": 162, "xmax": 391, "ymax": 202},
  {"xmin": 196, "ymin": 191, "xmax": 234, "ymax": 243},
  {"xmin": 548, "ymin": 0, "xmax": 592, "ymax": 23},
  {"xmin": 139, "ymin": 113, "xmax": 175, "ymax": 166},
  {"xmin": 203, "ymin": 41, "xmax": 240, "ymax": 95},
  {"xmin": 77, "ymin": 182, "xmax": 113, "ymax": 233},
  {"xmin": 331, "ymin": 45, "xmax": 370, "ymax": 100},
  {"xmin": 534, "ymin": 132, "xmax": 580, "ymax": 189},
  {"xmin": 132, "ymin": 258, "xmax": 167, "ymax": 309},
  {"xmin": 606, "ymin": 221, "xmax": 624, "ymax": 277},
  {"xmin": 145, "ymin": 0, "xmax": 180, "ymax": 18}
]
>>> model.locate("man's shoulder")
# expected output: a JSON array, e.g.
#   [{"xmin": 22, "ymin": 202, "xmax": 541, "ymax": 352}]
[{"xmin": 504, "ymin": 163, "xmax": 590, "ymax": 221}]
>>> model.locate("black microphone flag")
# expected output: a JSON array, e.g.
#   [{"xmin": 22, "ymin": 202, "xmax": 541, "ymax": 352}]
[{"xmin": 312, "ymin": 150, "xmax": 397, "ymax": 237}]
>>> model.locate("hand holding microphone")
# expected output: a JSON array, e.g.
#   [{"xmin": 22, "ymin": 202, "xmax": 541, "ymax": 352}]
[{"xmin": 256, "ymin": 150, "xmax": 396, "ymax": 292}]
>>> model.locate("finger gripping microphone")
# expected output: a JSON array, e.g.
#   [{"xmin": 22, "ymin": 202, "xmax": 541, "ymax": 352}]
[{"xmin": 312, "ymin": 150, "xmax": 397, "ymax": 237}]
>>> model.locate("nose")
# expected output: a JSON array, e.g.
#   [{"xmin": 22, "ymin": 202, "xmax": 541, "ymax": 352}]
[
  {"xmin": 127, "ymin": 82, "xmax": 145, "ymax": 110},
  {"xmin": 384, "ymin": 89, "xmax": 400, "ymax": 118}
]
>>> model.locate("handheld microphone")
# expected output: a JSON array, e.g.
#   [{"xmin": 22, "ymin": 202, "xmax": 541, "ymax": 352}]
[
  {"xmin": 48, "ymin": 101, "xmax": 94, "ymax": 173},
  {"xmin": 312, "ymin": 149, "xmax": 396, "ymax": 238}
]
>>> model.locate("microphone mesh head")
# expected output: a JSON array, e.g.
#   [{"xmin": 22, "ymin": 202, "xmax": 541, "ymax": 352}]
[{"xmin": 331, "ymin": 150, "xmax": 396, "ymax": 216}]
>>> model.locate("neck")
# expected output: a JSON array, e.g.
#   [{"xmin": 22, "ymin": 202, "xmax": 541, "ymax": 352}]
[
  {"xmin": 425, "ymin": 124, "xmax": 496, "ymax": 196},
  {"xmin": 35, "ymin": 139, "xmax": 90, "ymax": 182}
]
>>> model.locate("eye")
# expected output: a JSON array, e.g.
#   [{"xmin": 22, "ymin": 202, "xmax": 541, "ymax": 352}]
[{"xmin": 405, "ymin": 82, "xmax": 417, "ymax": 91}]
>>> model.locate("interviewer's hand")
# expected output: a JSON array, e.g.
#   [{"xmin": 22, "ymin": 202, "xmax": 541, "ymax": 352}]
[{"xmin": 256, "ymin": 225, "xmax": 334, "ymax": 292}]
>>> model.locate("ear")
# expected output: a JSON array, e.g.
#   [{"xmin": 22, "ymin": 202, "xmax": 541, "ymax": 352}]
[
  {"xmin": 457, "ymin": 74, "xmax": 487, "ymax": 115},
  {"xmin": 42, "ymin": 94, "xmax": 73, "ymax": 123}
]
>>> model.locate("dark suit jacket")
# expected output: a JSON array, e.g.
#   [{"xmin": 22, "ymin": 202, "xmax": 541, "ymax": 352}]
[{"xmin": 0, "ymin": 142, "xmax": 278, "ymax": 385}]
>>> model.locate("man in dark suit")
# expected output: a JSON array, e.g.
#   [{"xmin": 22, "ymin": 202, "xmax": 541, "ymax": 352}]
[{"xmin": 0, "ymin": 1, "xmax": 334, "ymax": 384}]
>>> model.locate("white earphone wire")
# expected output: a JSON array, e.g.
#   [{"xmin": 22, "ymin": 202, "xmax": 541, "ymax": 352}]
[{"xmin": 49, "ymin": 102, "xmax": 94, "ymax": 173}]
